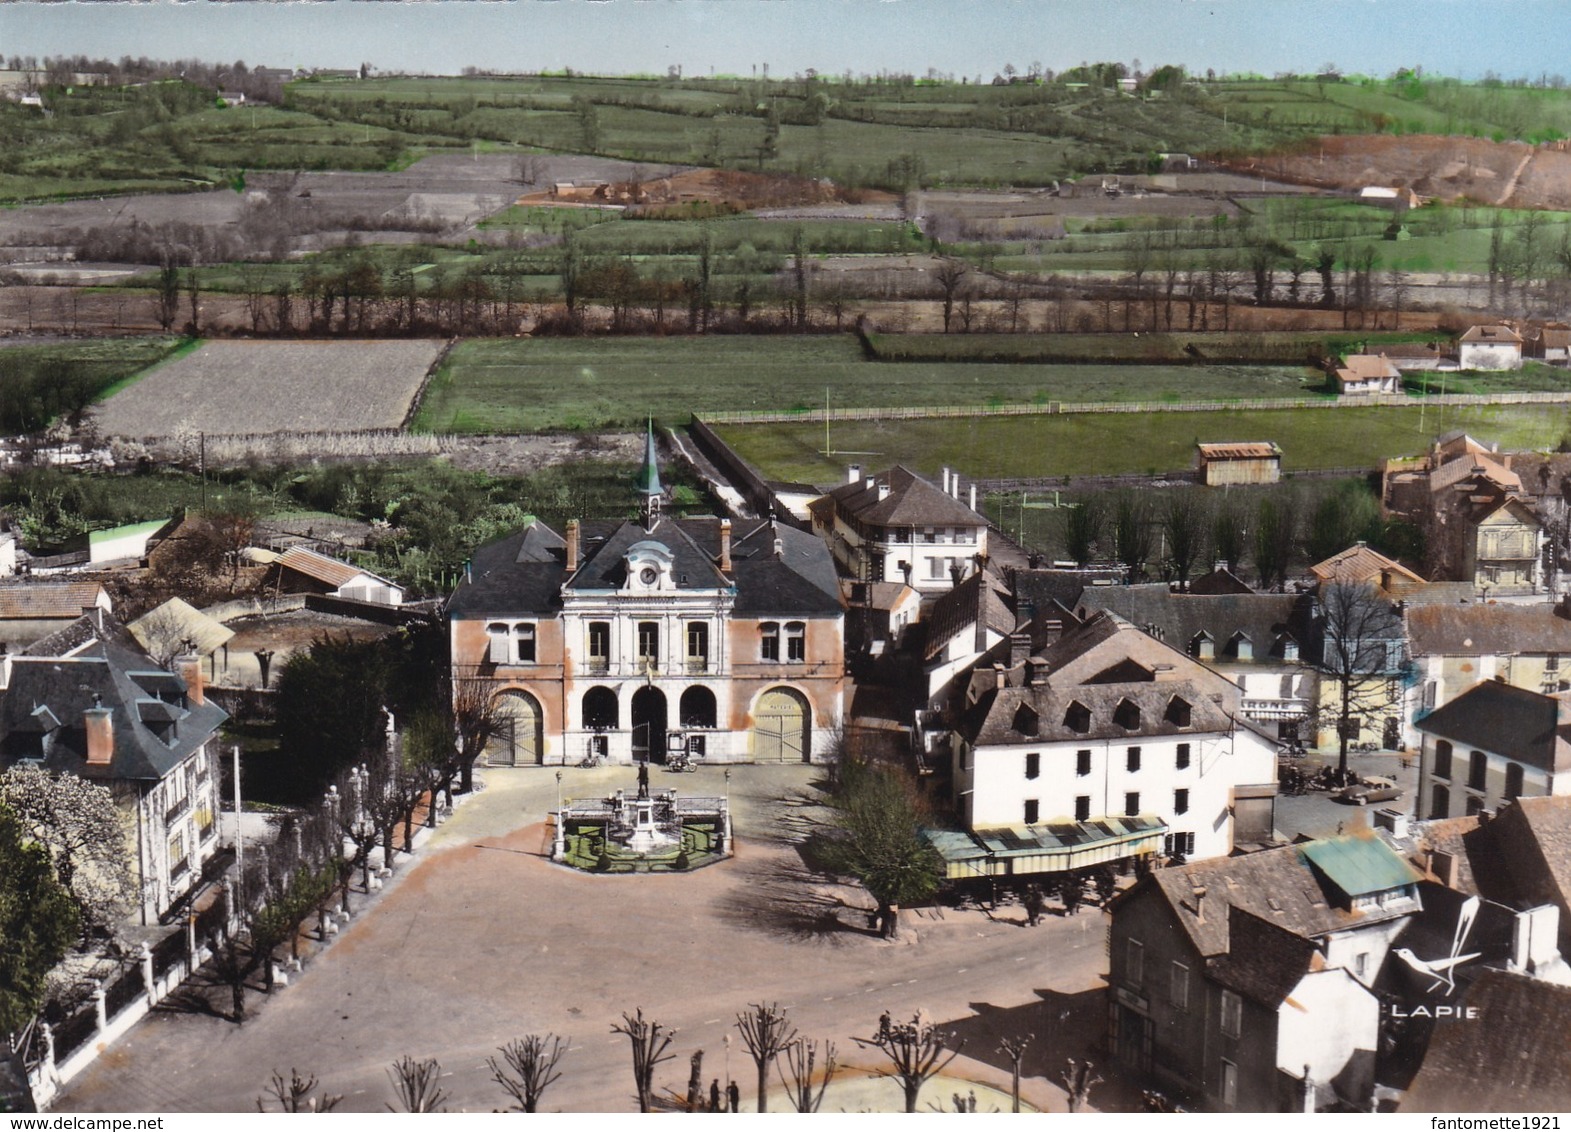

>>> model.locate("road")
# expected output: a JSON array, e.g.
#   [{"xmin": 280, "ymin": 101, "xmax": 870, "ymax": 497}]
[{"xmin": 55, "ymin": 764, "xmax": 1122, "ymax": 1114}]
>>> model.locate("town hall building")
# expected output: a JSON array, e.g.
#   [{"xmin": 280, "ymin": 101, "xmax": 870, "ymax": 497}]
[{"xmin": 447, "ymin": 430, "xmax": 845, "ymax": 767}]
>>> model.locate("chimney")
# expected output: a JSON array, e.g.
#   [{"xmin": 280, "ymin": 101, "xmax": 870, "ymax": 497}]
[
  {"xmin": 993, "ymin": 663, "xmax": 1007, "ymax": 690},
  {"xmin": 1192, "ymin": 884, "xmax": 1207, "ymax": 923},
  {"xmin": 566, "ymin": 519, "xmax": 580, "ymax": 572},
  {"xmin": 865, "ymin": 476, "xmax": 876, "ymax": 491},
  {"xmin": 718, "ymin": 519, "xmax": 732, "ymax": 572},
  {"xmin": 174, "ymin": 654, "xmax": 204, "ymax": 707},
  {"xmin": 877, "ymin": 483, "xmax": 890, "ymax": 501},
  {"xmin": 951, "ymin": 474, "xmax": 960, "ymax": 500},
  {"xmin": 1010, "ymin": 630, "xmax": 1032, "ymax": 670},
  {"xmin": 942, "ymin": 467, "xmax": 951, "ymax": 494},
  {"xmin": 1512, "ymin": 904, "xmax": 1562, "ymax": 974},
  {"xmin": 847, "ymin": 463, "xmax": 861, "ymax": 485},
  {"xmin": 85, "ymin": 701, "xmax": 114, "ymax": 768},
  {"xmin": 970, "ymin": 483, "xmax": 978, "ymax": 512}
]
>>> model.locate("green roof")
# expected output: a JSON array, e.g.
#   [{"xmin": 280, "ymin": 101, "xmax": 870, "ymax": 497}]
[
  {"xmin": 89, "ymin": 519, "xmax": 169, "ymax": 547},
  {"xmin": 633, "ymin": 420, "xmax": 662, "ymax": 498},
  {"xmin": 922, "ymin": 814, "xmax": 1167, "ymax": 879},
  {"xmin": 1297, "ymin": 833, "xmax": 1420, "ymax": 899}
]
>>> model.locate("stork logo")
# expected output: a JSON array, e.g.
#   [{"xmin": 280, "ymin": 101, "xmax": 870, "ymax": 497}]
[{"xmin": 1395, "ymin": 895, "xmax": 1481, "ymax": 998}]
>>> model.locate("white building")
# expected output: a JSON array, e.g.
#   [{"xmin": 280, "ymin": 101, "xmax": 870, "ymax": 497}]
[
  {"xmin": 1415, "ymin": 679, "xmax": 1571, "ymax": 821},
  {"xmin": 948, "ymin": 612, "xmax": 1278, "ymax": 865},
  {"xmin": 809, "ymin": 465, "xmax": 989, "ymax": 598},
  {"xmin": 0, "ymin": 612, "xmax": 228, "ymax": 924},
  {"xmin": 1458, "ymin": 324, "xmax": 1524, "ymax": 371}
]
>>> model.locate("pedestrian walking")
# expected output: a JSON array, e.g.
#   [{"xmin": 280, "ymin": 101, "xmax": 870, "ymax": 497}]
[
  {"xmin": 968, "ymin": 1089, "xmax": 977, "ymax": 1112},
  {"xmin": 710, "ymin": 1079, "xmax": 721, "ymax": 1112},
  {"xmin": 727, "ymin": 1080, "xmax": 740, "ymax": 1113}
]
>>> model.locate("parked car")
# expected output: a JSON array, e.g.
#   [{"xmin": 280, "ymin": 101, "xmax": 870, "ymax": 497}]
[{"xmin": 1336, "ymin": 776, "xmax": 1402, "ymax": 806}]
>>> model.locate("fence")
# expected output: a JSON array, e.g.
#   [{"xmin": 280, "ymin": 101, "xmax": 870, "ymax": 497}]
[{"xmin": 697, "ymin": 389, "xmax": 1571, "ymax": 426}]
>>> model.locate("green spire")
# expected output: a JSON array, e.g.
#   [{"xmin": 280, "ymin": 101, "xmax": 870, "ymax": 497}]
[{"xmin": 634, "ymin": 417, "xmax": 663, "ymax": 499}]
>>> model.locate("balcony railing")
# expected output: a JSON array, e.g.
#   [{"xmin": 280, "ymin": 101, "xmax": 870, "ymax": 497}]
[{"xmin": 164, "ymin": 797, "xmax": 189, "ymax": 826}]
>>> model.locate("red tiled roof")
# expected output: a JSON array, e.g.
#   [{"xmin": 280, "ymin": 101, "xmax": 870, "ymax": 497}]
[{"xmin": 0, "ymin": 581, "xmax": 109, "ymax": 620}]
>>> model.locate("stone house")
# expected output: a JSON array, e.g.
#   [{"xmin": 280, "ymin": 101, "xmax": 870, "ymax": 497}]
[
  {"xmin": 1334, "ymin": 354, "xmax": 1402, "ymax": 396},
  {"xmin": 0, "ymin": 580, "xmax": 114, "ymax": 652},
  {"xmin": 1106, "ymin": 833, "xmax": 1420, "ymax": 1111},
  {"xmin": 0, "ymin": 612, "xmax": 228, "ymax": 924},
  {"xmin": 1414, "ymin": 680, "xmax": 1571, "ymax": 822},
  {"xmin": 448, "ymin": 435, "xmax": 844, "ymax": 767}
]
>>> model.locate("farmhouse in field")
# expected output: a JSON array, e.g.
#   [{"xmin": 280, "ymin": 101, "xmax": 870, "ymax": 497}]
[
  {"xmin": 1335, "ymin": 354, "xmax": 1402, "ymax": 396},
  {"xmin": 0, "ymin": 611, "xmax": 228, "ymax": 924},
  {"xmin": 447, "ymin": 429, "xmax": 845, "ymax": 766},
  {"xmin": 1196, "ymin": 442, "xmax": 1282, "ymax": 486},
  {"xmin": 1457, "ymin": 324, "xmax": 1523, "ymax": 370}
]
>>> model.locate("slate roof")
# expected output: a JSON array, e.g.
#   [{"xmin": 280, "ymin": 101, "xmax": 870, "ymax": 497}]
[
  {"xmin": 1400, "ymin": 970, "xmax": 1571, "ymax": 1112},
  {"xmin": 1406, "ymin": 602, "xmax": 1571, "ymax": 658},
  {"xmin": 0, "ymin": 617, "xmax": 227, "ymax": 783},
  {"xmin": 1186, "ymin": 566, "xmax": 1254, "ymax": 596},
  {"xmin": 813, "ymin": 465, "xmax": 985, "ymax": 529},
  {"xmin": 1135, "ymin": 832, "xmax": 1418, "ymax": 958},
  {"xmin": 447, "ymin": 516, "xmax": 842, "ymax": 619},
  {"xmin": 1074, "ymin": 584, "xmax": 1309, "ymax": 662},
  {"xmin": 1414, "ymin": 680, "xmax": 1571, "ymax": 775},
  {"xmin": 960, "ymin": 677, "xmax": 1233, "ymax": 747},
  {"xmin": 1206, "ymin": 907, "xmax": 1324, "ymax": 1007},
  {"xmin": 1010, "ymin": 567, "xmax": 1125, "ymax": 615},
  {"xmin": 924, "ymin": 567, "xmax": 1017, "ymax": 661},
  {"xmin": 1494, "ymin": 795, "xmax": 1571, "ymax": 917},
  {"xmin": 0, "ymin": 581, "xmax": 109, "ymax": 620}
]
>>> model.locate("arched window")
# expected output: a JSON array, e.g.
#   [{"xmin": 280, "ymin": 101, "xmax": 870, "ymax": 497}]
[
  {"xmin": 1431, "ymin": 784, "xmax": 1450, "ymax": 819},
  {"xmin": 679, "ymin": 686, "xmax": 717, "ymax": 729},
  {"xmin": 583, "ymin": 686, "xmax": 619, "ymax": 731},
  {"xmin": 759, "ymin": 622, "xmax": 781, "ymax": 662},
  {"xmin": 1434, "ymin": 740, "xmax": 1453, "ymax": 779},
  {"xmin": 1505, "ymin": 762, "xmax": 1524, "ymax": 802},
  {"xmin": 1468, "ymin": 750, "xmax": 1487, "ymax": 791}
]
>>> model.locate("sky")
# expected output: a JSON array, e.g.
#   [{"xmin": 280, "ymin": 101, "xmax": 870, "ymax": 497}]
[{"xmin": 3, "ymin": 0, "xmax": 1570, "ymax": 83}]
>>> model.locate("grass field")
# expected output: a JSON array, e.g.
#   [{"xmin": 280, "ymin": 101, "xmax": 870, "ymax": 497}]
[
  {"xmin": 715, "ymin": 401, "xmax": 1571, "ymax": 485},
  {"xmin": 0, "ymin": 336, "xmax": 186, "ymax": 433},
  {"xmin": 410, "ymin": 335, "xmax": 1330, "ymax": 432}
]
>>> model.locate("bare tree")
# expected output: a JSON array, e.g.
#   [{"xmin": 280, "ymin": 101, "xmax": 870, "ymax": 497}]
[
  {"xmin": 934, "ymin": 260, "xmax": 968, "ymax": 333},
  {"xmin": 1061, "ymin": 1058, "xmax": 1103, "ymax": 1112},
  {"xmin": 854, "ymin": 1012, "xmax": 963, "ymax": 1113},
  {"xmin": 613, "ymin": 1008, "xmax": 678, "ymax": 1113},
  {"xmin": 489, "ymin": 1034, "xmax": 568, "ymax": 1113},
  {"xmin": 451, "ymin": 672, "xmax": 505, "ymax": 794},
  {"xmin": 776, "ymin": 1037, "xmax": 838, "ymax": 1113},
  {"xmin": 735, "ymin": 1002, "xmax": 798, "ymax": 1113},
  {"xmin": 259, "ymin": 1068, "xmax": 342, "ymax": 1113},
  {"xmin": 387, "ymin": 1056, "xmax": 448, "ymax": 1112},
  {"xmin": 999, "ymin": 1034, "xmax": 1032, "ymax": 1113},
  {"xmin": 1112, "ymin": 493, "xmax": 1154, "ymax": 580},
  {"xmin": 1162, "ymin": 491, "xmax": 1209, "ymax": 590},
  {"xmin": 1315, "ymin": 581, "xmax": 1407, "ymax": 778}
]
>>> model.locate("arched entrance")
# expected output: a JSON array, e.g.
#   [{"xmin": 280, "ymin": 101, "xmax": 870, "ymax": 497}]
[
  {"xmin": 582, "ymin": 686, "xmax": 619, "ymax": 731},
  {"xmin": 679, "ymin": 686, "xmax": 718, "ymax": 729},
  {"xmin": 631, "ymin": 686, "xmax": 668, "ymax": 764},
  {"xmin": 490, "ymin": 690, "xmax": 543, "ymax": 766},
  {"xmin": 753, "ymin": 686, "xmax": 810, "ymax": 763}
]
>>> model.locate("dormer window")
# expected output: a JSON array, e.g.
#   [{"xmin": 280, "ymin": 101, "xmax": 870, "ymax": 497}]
[
  {"xmin": 1064, "ymin": 701, "xmax": 1091, "ymax": 734},
  {"xmin": 1191, "ymin": 632, "xmax": 1215, "ymax": 661},
  {"xmin": 1114, "ymin": 698, "xmax": 1141, "ymax": 731},
  {"xmin": 1013, "ymin": 703, "xmax": 1040, "ymax": 736},
  {"xmin": 624, "ymin": 541, "xmax": 675, "ymax": 592},
  {"xmin": 1165, "ymin": 696, "xmax": 1193, "ymax": 728},
  {"xmin": 1230, "ymin": 632, "xmax": 1252, "ymax": 661}
]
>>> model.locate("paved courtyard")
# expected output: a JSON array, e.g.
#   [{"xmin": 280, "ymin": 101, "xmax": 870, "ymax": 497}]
[{"xmin": 57, "ymin": 764, "xmax": 1123, "ymax": 1114}]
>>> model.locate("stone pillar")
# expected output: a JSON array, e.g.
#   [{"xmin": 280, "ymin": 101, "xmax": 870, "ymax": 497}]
[
  {"xmin": 139, "ymin": 942, "xmax": 156, "ymax": 1006},
  {"xmin": 92, "ymin": 981, "xmax": 108, "ymax": 1034},
  {"xmin": 185, "ymin": 910, "xmax": 198, "ymax": 968},
  {"xmin": 722, "ymin": 804, "xmax": 733, "ymax": 856},
  {"xmin": 41, "ymin": 1021, "xmax": 56, "ymax": 1076},
  {"xmin": 554, "ymin": 810, "xmax": 566, "ymax": 860}
]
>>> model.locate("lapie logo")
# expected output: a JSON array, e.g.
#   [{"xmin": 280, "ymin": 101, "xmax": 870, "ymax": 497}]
[
  {"xmin": 1386, "ymin": 895, "xmax": 1483, "ymax": 1019},
  {"xmin": 1395, "ymin": 895, "xmax": 1481, "ymax": 996}
]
